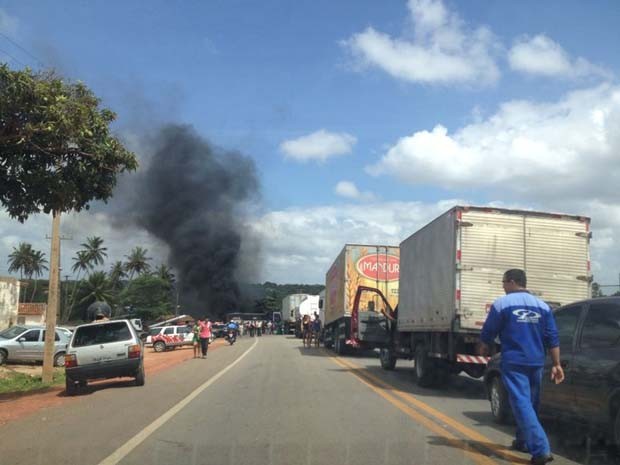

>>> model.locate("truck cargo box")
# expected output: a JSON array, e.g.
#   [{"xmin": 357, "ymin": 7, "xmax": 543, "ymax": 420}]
[
  {"xmin": 325, "ymin": 244, "xmax": 399, "ymax": 327},
  {"xmin": 397, "ymin": 206, "xmax": 591, "ymax": 332}
]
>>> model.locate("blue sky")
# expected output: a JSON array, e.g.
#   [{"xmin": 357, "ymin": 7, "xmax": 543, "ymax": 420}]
[{"xmin": 1, "ymin": 0, "xmax": 620, "ymax": 285}]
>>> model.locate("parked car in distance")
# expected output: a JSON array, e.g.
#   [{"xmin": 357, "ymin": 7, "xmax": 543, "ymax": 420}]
[
  {"xmin": 0, "ymin": 325, "xmax": 69, "ymax": 366},
  {"xmin": 56, "ymin": 327, "xmax": 74, "ymax": 338},
  {"xmin": 149, "ymin": 325, "xmax": 194, "ymax": 352},
  {"xmin": 64, "ymin": 319, "xmax": 145, "ymax": 395},
  {"xmin": 211, "ymin": 323, "xmax": 227, "ymax": 339},
  {"xmin": 484, "ymin": 296, "xmax": 620, "ymax": 447}
]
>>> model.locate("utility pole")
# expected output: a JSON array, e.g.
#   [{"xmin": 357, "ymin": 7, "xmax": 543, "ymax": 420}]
[{"xmin": 42, "ymin": 211, "xmax": 61, "ymax": 383}]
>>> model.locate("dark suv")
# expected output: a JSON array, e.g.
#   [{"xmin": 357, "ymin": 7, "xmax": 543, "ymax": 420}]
[{"xmin": 484, "ymin": 296, "xmax": 620, "ymax": 446}]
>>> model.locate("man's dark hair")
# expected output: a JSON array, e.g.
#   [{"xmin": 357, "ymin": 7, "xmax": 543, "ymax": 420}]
[{"xmin": 504, "ymin": 269, "xmax": 527, "ymax": 287}]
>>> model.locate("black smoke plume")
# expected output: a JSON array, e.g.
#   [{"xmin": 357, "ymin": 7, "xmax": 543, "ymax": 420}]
[{"xmin": 131, "ymin": 125, "xmax": 260, "ymax": 317}]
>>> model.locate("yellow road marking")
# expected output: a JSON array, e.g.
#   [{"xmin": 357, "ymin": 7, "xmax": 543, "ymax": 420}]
[
  {"xmin": 336, "ymin": 356, "xmax": 525, "ymax": 464},
  {"xmin": 328, "ymin": 355, "xmax": 497, "ymax": 465}
]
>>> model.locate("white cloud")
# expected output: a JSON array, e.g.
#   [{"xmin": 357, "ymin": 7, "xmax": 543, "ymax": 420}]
[
  {"xmin": 2, "ymin": 198, "xmax": 619, "ymax": 288},
  {"xmin": 247, "ymin": 200, "xmax": 460, "ymax": 283},
  {"xmin": 334, "ymin": 181, "xmax": 376, "ymax": 201},
  {"xmin": 280, "ymin": 129, "xmax": 357, "ymax": 162},
  {"xmin": 509, "ymin": 34, "xmax": 611, "ymax": 80},
  {"xmin": 368, "ymin": 84, "xmax": 620, "ymax": 202},
  {"xmin": 0, "ymin": 9, "xmax": 18, "ymax": 37},
  {"xmin": 343, "ymin": 0, "xmax": 500, "ymax": 86}
]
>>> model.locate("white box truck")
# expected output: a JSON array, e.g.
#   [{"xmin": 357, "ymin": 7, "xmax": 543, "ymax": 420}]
[
  {"xmin": 281, "ymin": 294, "xmax": 320, "ymax": 337},
  {"xmin": 355, "ymin": 206, "xmax": 591, "ymax": 387},
  {"xmin": 323, "ymin": 244, "xmax": 400, "ymax": 354}
]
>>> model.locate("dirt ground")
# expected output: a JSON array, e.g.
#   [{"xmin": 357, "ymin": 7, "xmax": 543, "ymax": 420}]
[{"xmin": 0, "ymin": 339, "xmax": 226, "ymax": 425}]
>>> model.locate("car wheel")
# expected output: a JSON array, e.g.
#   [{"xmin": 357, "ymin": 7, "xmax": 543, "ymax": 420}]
[
  {"xmin": 53, "ymin": 352, "xmax": 66, "ymax": 367},
  {"xmin": 490, "ymin": 376, "xmax": 510, "ymax": 424},
  {"xmin": 414, "ymin": 345, "xmax": 436, "ymax": 388},
  {"xmin": 380, "ymin": 347, "xmax": 397, "ymax": 370},
  {"xmin": 135, "ymin": 363, "xmax": 145, "ymax": 386},
  {"xmin": 65, "ymin": 377, "xmax": 77, "ymax": 396},
  {"xmin": 153, "ymin": 341, "xmax": 166, "ymax": 353},
  {"xmin": 0, "ymin": 349, "xmax": 7, "ymax": 365}
]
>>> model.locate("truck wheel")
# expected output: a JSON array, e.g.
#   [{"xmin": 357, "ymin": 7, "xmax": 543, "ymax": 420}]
[
  {"xmin": 414, "ymin": 346, "xmax": 436, "ymax": 388},
  {"xmin": 324, "ymin": 331, "xmax": 333, "ymax": 349},
  {"xmin": 490, "ymin": 376, "xmax": 510, "ymax": 424},
  {"xmin": 153, "ymin": 341, "xmax": 166, "ymax": 353},
  {"xmin": 380, "ymin": 347, "xmax": 397, "ymax": 370},
  {"xmin": 335, "ymin": 332, "xmax": 345, "ymax": 355}
]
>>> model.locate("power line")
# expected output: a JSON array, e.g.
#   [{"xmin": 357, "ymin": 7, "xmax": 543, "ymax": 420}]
[
  {"xmin": 0, "ymin": 46, "xmax": 27, "ymax": 68},
  {"xmin": 0, "ymin": 32, "xmax": 45, "ymax": 67}
]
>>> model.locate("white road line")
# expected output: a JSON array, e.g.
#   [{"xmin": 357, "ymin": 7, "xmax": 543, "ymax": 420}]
[{"xmin": 97, "ymin": 337, "xmax": 259, "ymax": 465}]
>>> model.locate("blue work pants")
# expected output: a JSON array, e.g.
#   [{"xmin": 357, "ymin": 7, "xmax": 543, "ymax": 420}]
[{"xmin": 501, "ymin": 364, "xmax": 550, "ymax": 458}]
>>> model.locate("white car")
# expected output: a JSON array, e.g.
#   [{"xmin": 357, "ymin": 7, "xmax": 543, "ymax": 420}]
[
  {"xmin": 148, "ymin": 325, "xmax": 196, "ymax": 352},
  {"xmin": 0, "ymin": 325, "xmax": 69, "ymax": 366},
  {"xmin": 64, "ymin": 319, "xmax": 145, "ymax": 395}
]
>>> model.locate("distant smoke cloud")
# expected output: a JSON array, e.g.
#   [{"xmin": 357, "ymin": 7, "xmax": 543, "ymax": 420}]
[{"xmin": 127, "ymin": 124, "xmax": 261, "ymax": 317}]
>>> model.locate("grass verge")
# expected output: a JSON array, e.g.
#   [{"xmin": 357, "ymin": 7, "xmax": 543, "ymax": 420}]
[{"xmin": 0, "ymin": 370, "xmax": 65, "ymax": 395}]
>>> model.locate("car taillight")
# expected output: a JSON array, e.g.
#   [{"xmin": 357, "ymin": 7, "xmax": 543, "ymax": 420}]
[
  {"xmin": 65, "ymin": 354, "xmax": 78, "ymax": 368},
  {"xmin": 128, "ymin": 344, "xmax": 141, "ymax": 359}
]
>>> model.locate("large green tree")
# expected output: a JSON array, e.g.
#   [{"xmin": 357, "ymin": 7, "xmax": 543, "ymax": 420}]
[
  {"xmin": 78, "ymin": 271, "xmax": 115, "ymax": 308},
  {"xmin": 0, "ymin": 65, "xmax": 138, "ymax": 221},
  {"xmin": 119, "ymin": 274, "xmax": 173, "ymax": 321}
]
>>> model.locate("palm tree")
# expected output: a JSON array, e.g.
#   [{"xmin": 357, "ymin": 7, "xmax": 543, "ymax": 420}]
[
  {"xmin": 7, "ymin": 243, "xmax": 48, "ymax": 302},
  {"xmin": 154, "ymin": 264, "xmax": 175, "ymax": 285},
  {"xmin": 108, "ymin": 261, "xmax": 127, "ymax": 291},
  {"xmin": 124, "ymin": 247, "xmax": 152, "ymax": 280},
  {"xmin": 28, "ymin": 250, "xmax": 49, "ymax": 302},
  {"xmin": 80, "ymin": 236, "xmax": 108, "ymax": 269},
  {"xmin": 78, "ymin": 271, "xmax": 115, "ymax": 308},
  {"xmin": 65, "ymin": 251, "xmax": 94, "ymax": 321},
  {"xmin": 7, "ymin": 242, "xmax": 32, "ymax": 280}
]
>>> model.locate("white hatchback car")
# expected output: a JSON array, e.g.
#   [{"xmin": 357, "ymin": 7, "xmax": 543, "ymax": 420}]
[{"xmin": 64, "ymin": 319, "xmax": 144, "ymax": 395}]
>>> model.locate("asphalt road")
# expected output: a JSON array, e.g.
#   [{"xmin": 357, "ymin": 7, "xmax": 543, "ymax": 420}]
[{"xmin": 0, "ymin": 335, "xmax": 616, "ymax": 465}]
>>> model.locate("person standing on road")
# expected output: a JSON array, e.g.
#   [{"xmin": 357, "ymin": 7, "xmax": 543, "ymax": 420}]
[
  {"xmin": 479, "ymin": 269, "xmax": 564, "ymax": 465},
  {"xmin": 311, "ymin": 313, "xmax": 321, "ymax": 348},
  {"xmin": 192, "ymin": 320, "xmax": 201, "ymax": 358},
  {"xmin": 199, "ymin": 317, "xmax": 212, "ymax": 359}
]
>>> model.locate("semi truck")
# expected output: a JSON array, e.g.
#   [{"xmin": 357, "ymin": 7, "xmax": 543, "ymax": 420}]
[
  {"xmin": 323, "ymin": 244, "xmax": 400, "ymax": 354},
  {"xmin": 281, "ymin": 294, "xmax": 320, "ymax": 337},
  {"xmin": 355, "ymin": 206, "xmax": 592, "ymax": 387}
]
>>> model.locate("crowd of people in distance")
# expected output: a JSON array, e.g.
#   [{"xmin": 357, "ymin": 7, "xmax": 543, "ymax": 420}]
[{"xmin": 301, "ymin": 312, "xmax": 321, "ymax": 348}]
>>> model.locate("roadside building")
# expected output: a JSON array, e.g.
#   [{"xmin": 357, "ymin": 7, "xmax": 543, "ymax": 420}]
[
  {"xmin": 0, "ymin": 277, "xmax": 20, "ymax": 330},
  {"xmin": 17, "ymin": 303, "xmax": 47, "ymax": 325}
]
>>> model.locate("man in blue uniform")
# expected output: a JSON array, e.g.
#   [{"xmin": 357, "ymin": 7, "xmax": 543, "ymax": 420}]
[{"xmin": 480, "ymin": 269, "xmax": 564, "ymax": 465}]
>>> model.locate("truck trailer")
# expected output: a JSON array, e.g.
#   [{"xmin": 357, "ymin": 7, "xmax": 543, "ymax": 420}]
[
  {"xmin": 281, "ymin": 294, "xmax": 320, "ymax": 337},
  {"xmin": 355, "ymin": 206, "xmax": 592, "ymax": 387},
  {"xmin": 323, "ymin": 244, "xmax": 400, "ymax": 354}
]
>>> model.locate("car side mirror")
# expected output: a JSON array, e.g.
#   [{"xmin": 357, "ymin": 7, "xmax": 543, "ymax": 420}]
[{"xmin": 18, "ymin": 337, "xmax": 26, "ymax": 342}]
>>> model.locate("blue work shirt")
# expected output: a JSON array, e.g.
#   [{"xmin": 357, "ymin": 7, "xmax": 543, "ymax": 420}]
[{"xmin": 480, "ymin": 290, "xmax": 559, "ymax": 367}]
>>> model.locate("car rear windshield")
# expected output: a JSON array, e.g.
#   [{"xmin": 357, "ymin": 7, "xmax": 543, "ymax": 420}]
[
  {"xmin": 0, "ymin": 326, "xmax": 27, "ymax": 339},
  {"xmin": 72, "ymin": 322, "xmax": 132, "ymax": 347}
]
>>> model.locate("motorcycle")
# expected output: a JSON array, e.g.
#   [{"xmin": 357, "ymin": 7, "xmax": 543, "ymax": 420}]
[{"xmin": 225, "ymin": 329, "xmax": 237, "ymax": 345}]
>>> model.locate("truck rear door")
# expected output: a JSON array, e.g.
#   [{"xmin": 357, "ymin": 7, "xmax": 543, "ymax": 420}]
[
  {"xmin": 458, "ymin": 210, "xmax": 590, "ymax": 330},
  {"xmin": 459, "ymin": 210, "xmax": 525, "ymax": 330}
]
